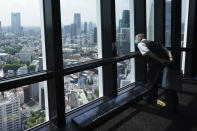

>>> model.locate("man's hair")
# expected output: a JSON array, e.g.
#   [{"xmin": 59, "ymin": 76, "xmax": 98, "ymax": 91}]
[{"xmin": 136, "ymin": 33, "xmax": 145, "ymax": 39}]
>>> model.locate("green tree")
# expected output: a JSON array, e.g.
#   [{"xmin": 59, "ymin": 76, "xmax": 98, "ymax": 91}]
[
  {"xmin": 28, "ymin": 65, "xmax": 36, "ymax": 72},
  {"xmin": 95, "ymin": 88, "xmax": 99, "ymax": 97},
  {"xmin": 6, "ymin": 58, "xmax": 20, "ymax": 64},
  {"xmin": 3, "ymin": 64, "xmax": 24, "ymax": 73},
  {"xmin": 12, "ymin": 45, "xmax": 22, "ymax": 52},
  {"xmin": 30, "ymin": 110, "xmax": 35, "ymax": 117}
]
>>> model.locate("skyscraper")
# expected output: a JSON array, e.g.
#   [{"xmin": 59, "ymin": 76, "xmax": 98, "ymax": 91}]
[
  {"xmin": 74, "ymin": 13, "xmax": 81, "ymax": 36},
  {"xmin": 84, "ymin": 22, "xmax": 87, "ymax": 35},
  {"xmin": 122, "ymin": 10, "xmax": 130, "ymax": 28},
  {"xmin": 117, "ymin": 10, "xmax": 131, "ymax": 55},
  {"xmin": 165, "ymin": 0, "xmax": 171, "ymax": 46},
  {"xmin": 0, "ymin": 93, "xmax": 21, "ymax": 131},
  {"xmin": 118, "ymin": 10, "xmax": 130, "ymax": 33},
  {"xmin": 94, "ymin": 27, "xmax": 97, "ymax": 43},
  {"xmin": 11, "ymin": 13, "xmax": 21, "ymax": 35}
]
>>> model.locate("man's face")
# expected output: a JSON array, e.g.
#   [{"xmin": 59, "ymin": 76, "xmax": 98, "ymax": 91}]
[{"xmin": 135, "ymin": 35, "xmax": 142, "ymax": 41}]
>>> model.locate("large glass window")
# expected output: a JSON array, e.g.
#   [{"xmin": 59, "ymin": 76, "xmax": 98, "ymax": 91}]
[
  {"xmin": 115, "ymin": 0, "xmax": 135, "ymax": 88},
  {"xmin": 0, "ymin": 1, "xmax": 48, "ymax": 130},
  {"xmin": 60, "ymin": 0, "xmax": 103, "ymax": 113},
  {"xmin": 0, "ymin": 81, "xmax": 48, "ymax": 131},
  {"xmin": 60, "ymin": 0, "xmax": 102, "ymax": 67},
  {"xmin": 0, "ymin": 0, "xmax": 46, "ymax": 79}
]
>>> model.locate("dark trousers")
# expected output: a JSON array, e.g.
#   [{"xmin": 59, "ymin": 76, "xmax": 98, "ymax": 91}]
[
  {"xmin": 146, "ymin": 60, "xmax": 163, "ymax": 104},
  {"xmin": 146, "ymin": 59, "xmax": 179, "ymax": 112}
]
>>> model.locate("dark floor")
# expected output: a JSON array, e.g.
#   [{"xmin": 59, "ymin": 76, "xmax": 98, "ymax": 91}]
[
  {"xmin": 93, "ymin": 82, "xmax": 197, "ymax": 131},
  {"xmin": 37, "ymin": 82, "xmax": 197, "ymax": 131}
]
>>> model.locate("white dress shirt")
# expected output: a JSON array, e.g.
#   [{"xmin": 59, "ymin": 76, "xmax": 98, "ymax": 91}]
[{"xmin": 137, "ymin": 39, "xmax": 150, "ymax": 56}]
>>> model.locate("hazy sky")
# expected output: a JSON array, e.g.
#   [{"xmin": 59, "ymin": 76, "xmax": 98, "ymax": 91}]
[{"xmin": 0, "ymin": 0, "xmax": 188, "ymax": 27}]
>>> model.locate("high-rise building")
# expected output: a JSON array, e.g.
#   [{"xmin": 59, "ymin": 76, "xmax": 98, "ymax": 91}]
[
  {"xmin": 122, "ymin": 10, "xmax": 130, "ymax": 27},
  {"xmin": 84, "ymin": 22, "xmax": 87, "ymax": 35},
  {"xmin": 70, "ymin": 24, "xmax": 76, "ymax": 39},
  {"xmin": 165, "ymin": 0, "xmax": 171, "ymax": 46},
  {"xmin": 38, "ymin": 57, "xmax": 43, "ymax": 71},
  {"xmin": 118, "ymin": 10, "xmax": 130, "ymax": 33},
  {"xmin": 0, "ymin": 93, "xmax": 21, "ymax": 131},
  {"xmin": 11, "ymin": 13, "xmax": 21, "ymax": 35},
  {"xmin": 74, "ymin": 13, "xmax": 81, "ymax": 36},
  {"xmin": 93, "ymin": 27, "xmax": 97, "ymax": 43},
  {"xmin": 31, "ymin": 83, "xmax": 39, "ymax": 102},
  {"xmin": 64, "ymin": 25, "xmax": 71, "ymax": 36},
  {"xmin": 23, "ymin": 85, "xmax": 32, "ymax": 103}
]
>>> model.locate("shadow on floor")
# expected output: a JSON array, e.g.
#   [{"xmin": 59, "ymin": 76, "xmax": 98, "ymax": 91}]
[{"xmin": 94, "ymin": 83, "xmax": 197, "ymax": 131}]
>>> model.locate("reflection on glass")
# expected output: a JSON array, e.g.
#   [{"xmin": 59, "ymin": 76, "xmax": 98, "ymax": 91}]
[
  {"xmin": 60, "ymin": 0, "xmax": 101, "ymax": 67},
  {"xmin": 64, "ymin": 68, "xmax": 101, "ymax": 112},
  {"xmin": 146, "ymin": 0, "xmax": 154, "ymax": 41},
  {"xmin": 181, "ymin": 0, "xmax": 189, "ymax": 74},
  {"xmin": 117, "ymin": 59, "xmax": 135, "ymax": 88},
  {"xmin": 0, "ymin": 0, "xmax": 45, "ymax": 79},
  {"xmin": 165, "ymin": 0, "xmax": 171, "ymax": 47},
  {"xmin": 0, "ymin": 81, "xmax": 48, "ymax": 131}
]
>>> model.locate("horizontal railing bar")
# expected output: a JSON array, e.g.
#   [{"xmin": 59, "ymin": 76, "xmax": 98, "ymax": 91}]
[
  {"xmin": 0, "ymin": 71, "xmax": 54, "ymax": 92},
  {"xmin": 63, "ymin": 52, "xmax": 140, "ymax": 75},
  {"xmin": 0, "ymin": 52, "xmax": 141, "ymax": 92}
]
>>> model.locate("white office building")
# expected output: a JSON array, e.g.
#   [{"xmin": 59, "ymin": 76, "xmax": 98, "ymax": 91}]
[
  {"xmin": 17, "ymin": 65, "xmax": 28, "ymax": 75},
  {"xmin": 0, "ymin": 93, "xmax": 21, "ymax": 131}
]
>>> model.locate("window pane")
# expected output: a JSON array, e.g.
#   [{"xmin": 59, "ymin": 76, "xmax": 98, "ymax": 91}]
[
  {"xmin": 116, "ymin": 0, "xmax": 135, "ymax": 88},
  {"xmin": 0, "ymin": 0, "xmax": 46, "ymax": 79},
  {"xmin": 60, "ymin": 0, "xmax": 102, "ymax": 67},
  {"xmin": 165, "ymin": 0, "xmax": 172, "ymax": 47},
  {"xmin": 146, "ymin": 0, "xmax": 154, "ymax": 41},
  {"xmin": 64, "ymin": 67, "xmax": 102, "ymax": 112},
  {"xmin": 117, "ymin": 59, "xmax": 135, "ymax": 88},
  {"xmin": 0, "ymin": 81, "xmax": 48, "ymax": 131},
  {"xmin": 115, "ymin": 0, "xmax": 135, "ymax": 55}
]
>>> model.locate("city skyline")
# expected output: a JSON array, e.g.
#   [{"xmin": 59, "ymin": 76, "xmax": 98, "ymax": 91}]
[{"xmin": 0, "ymin": 0, "xmax": 188, "ymax": 27}]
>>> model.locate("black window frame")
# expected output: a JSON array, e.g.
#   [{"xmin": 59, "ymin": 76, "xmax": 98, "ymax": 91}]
[{"xmin": 0, "ymin": 0, "xmax": 187, "ymax": 130}]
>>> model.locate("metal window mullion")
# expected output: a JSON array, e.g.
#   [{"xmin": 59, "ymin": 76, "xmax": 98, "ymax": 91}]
[
  {"xmin": 184, "ymin": 0, "xmax": 197, "ymax": 77},
  {"xmin": 100, "ymin": 0, "xmax": 118, "ymax": 97},
  {"xmin": 171, "ymin": 0, "xmax": 182, "ymax": 69},
  {"xmin": 134, "ymin": 0, "xmax": 147, "ymax": 83},
  {"xmin": 154, "ymin": 0, "xmax": 165, "ymax": 45},
  {"xmin": 43, "ymin": 0, "xmax": 65, "ymax": 127}
]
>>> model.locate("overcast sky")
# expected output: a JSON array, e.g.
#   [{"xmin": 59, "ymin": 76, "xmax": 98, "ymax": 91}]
[{"xmin": 0, "ymin": 0, "xmax": 188, "ymax": 27}]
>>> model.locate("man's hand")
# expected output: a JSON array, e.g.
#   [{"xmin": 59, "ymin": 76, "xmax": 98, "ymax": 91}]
[
  {"xmin": 169, "ymin": 57, "xmax": 174, "ymax": 62},
  {"xmin": 160, "ymin": 59, "xmax": 170, "ymax": 66}
]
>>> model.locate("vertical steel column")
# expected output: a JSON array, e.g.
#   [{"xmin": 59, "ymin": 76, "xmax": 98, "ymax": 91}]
[
  {"xmin": 134, "ymin": 0, "xmax": 147, "ymax": 83},
  {"xmin": 154, "ymin": 0, "xmax": 165, "ymax": 45},
  {"xmin": 43, "ymin": 0, "xmax": 65, "ymax": 127},
  {"xmin": 100, "ymin": 0, "xmax": 118, "ymax": 97},
  {"xmin": 171, "ymin": 0, "xmax": 182, "ymax": 69},
  {"xmin": 185, "ymin": 0, "xmax": 197, "ymax": 77}
]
